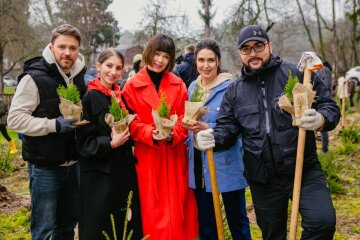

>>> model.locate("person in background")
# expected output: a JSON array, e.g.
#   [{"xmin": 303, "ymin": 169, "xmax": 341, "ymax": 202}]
[
  {"xmin": 7, "ymin": 24, "xmax": 86, "ymax": 240},
  {"xmin": 0, "ymin": 97, "xmax": 17, "ymax": 154},
  {"xmin": 120, "ymin": 54, "xmax": 145, "ymax": 90},
  {"xmin": 122, "ymin": 34, "xmax": 198, "ymax": 239},
  {"xmin": 196, "ymin": 25, "xmax": 340, "ymax": 240},
  {"xmin": 76, "ymin": 48, "xmax": 143, "ymax": 239},
  {"xmin": 183, "ymin": 38, "xmax": 251, "ymax": 239},
  {"xmin": 315, "ymin": 60, "xmax": 333, "ymax": 153},
  {"xmin": 173, "ymin": 43, "xmax": 199, "ymax": 87}
]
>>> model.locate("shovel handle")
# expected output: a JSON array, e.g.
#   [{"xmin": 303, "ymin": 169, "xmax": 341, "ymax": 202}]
[
  {"xmin": 289, "ymin": 128, "xmax": 306, "ymax": 240},
  {"xmin": 289, "ymin": 67, "xmax": 312, "ymax": 240},
  {"xmin": 206, "ymin": 148, "xmax": 225, "ymax": 240}
]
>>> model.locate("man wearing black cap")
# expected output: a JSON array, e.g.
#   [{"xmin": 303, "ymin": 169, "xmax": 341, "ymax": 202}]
[{"xmin": 195, "ymin": 25, "xmax": 340, "ymax": 239}]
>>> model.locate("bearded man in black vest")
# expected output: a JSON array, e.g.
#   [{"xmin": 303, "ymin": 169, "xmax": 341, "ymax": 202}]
[{"xmin": 8, "ymin": 24, "xmax": 86, "ymax": 240}]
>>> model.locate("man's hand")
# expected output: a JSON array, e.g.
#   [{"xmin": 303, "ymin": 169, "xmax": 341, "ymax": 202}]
[
  {"xmin": 300, "ymin": 109, "xmax": 324, "ymax": 130},
  {"xmin": 196, "ymin": 129, "xmax": 215, "ymax": 150},
  {"xmin": 56, "ymin": 116, "xmax": 78, "ymax": 133}
]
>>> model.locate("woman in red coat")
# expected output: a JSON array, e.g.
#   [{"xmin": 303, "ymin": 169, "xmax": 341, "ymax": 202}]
[{"xmin": 122, "ymin": 34, "xmax": 198, "ymax": 240}]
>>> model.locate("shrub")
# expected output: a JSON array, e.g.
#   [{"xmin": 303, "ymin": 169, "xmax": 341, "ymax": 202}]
[
  {"xmin": 318, "ymin": 152, "xmax": 345, "ymax": 194},
  {"xmin": 56, "ymin": 84, "xmax": 81, "ymax": 104},
  {"xmin": 157, "ymin": 91, "xmax": 170, "ymax": 118},
  {"xmin": 109, "ymin": 99, "xmax": 127, "ymax": 122},
  {"xmin": 284, "ymin": 69, "xmax": 299, "ymax": 103},
  {"xmin": 189, "ymin": 84, "xmax": 204, "ymax": 102},
  {"xmin": 0, "ymin": 149, "xmax": 17, "ymax": 173},
  {"xmin": 339, "ymin": 125, "xmax": 360, "ymax": 144}
]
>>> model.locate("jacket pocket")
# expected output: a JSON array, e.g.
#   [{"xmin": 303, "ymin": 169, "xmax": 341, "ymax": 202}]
[
  {"xmin": 235, "ymin": 103, "xmax": 260, "ymax": 135},
  {"xmin": 272, "ymin": 145, "xmax": 297, "ymax": 175},
  {"xmin": 271, "ymin": 97, "xmax": 294, "ymax": 131},
  {"xmin": 243, "ymin": 149, "xmax": 268, "ymax": 184}
]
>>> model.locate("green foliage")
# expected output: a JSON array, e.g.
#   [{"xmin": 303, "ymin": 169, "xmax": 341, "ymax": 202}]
[
  {"xmin": 335, "ymin": 140, "xmax": 357, "ymax": 155},
  {"xmin": 157, "ymin": 91, "xmax": 170, "ymax": 118},
  {"xmin": 109, "ymin": 99, "xmax": 127, "ymax": 122},
  {"xmin": 56, "ymin": 84, "xmax": 81, "ymax": 104},
  {"xmin": 318, "ymin": 152, "xmax": 345, "ymax": 194},
  {"xmin": 339, "ymin": 125, "xmax": 360, "ymax": 144},
  {"xmin": 0, "ymin": 150, "xmax": 17, "ymax": 173},
  {"xmin": 284, "ymin": 70, "xmax": 299, "ymax": 103},
  {"xmin": 189, "ymin": 84, "xmax": 204, "ymax": 102},
  {"xmin": 0, "ymin": 207, "xmax": 30, "ymax": 239}
]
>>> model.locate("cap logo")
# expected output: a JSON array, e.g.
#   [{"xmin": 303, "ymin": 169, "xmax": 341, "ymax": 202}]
[{"xmin": 253, "ymin": 30, "xmax": 262, "ymax": 36}]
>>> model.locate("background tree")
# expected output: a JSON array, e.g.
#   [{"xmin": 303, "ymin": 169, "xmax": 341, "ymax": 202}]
[
  {"xmin": 0, "ymin": 0, "xmax": 40, "ymax": 93},
  {"xmin": 198, "ymin": 0, "xmax": 215, "ymax": 38},
  {"xmin": 133, "ymin": 0, "xmax": 190, "ymax": 52},
  {"xmin": 55, "ymin": 0, "xmax": 121, "ymax": 64}
]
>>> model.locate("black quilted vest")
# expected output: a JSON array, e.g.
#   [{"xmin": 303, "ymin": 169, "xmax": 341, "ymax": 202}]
[{"xmin": 19, "ymin": 56, "xmax": 86, "ymax": 166}]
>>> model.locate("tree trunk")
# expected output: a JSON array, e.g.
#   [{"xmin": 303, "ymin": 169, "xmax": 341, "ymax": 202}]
[{"xmin": 204, "ymin": 0, "xmax": 210, "ymax": 38}]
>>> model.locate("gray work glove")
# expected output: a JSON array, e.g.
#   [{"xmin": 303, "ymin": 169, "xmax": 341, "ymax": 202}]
[
  {"xmin": 299, "ymin": 109, "xmax": 324, "ymax": 130},
  {"xmin": 56, "ymin": 116, "xmax": 78, "ymax": 133},
  {"xmin": 196, "ymin": 129, "xmax": 215, "ymax": 150}
]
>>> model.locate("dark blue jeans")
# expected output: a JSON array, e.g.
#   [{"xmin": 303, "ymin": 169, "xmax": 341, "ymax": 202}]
[
  {"xmin": 250, "ymin": 163, "xmax": 336, "ymax": 240},
  {"xmin": 194, "ymin": 188, "xmax": 251, "ymax": 240},
  {"xmin": 28, "ymin": 162, "xmax": 80, "ymax": 240}
]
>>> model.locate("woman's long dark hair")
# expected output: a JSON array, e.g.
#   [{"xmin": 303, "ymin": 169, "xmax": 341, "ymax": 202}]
[{"xmin": 195, "ymin": 38, "xmax": 222, "ymax": 74}]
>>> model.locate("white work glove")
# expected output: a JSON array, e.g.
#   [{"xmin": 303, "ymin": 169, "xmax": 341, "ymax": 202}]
[
  {"xmin": 299, "ymin": 109, "xmax": 324, "ymax": 130},
  {"xmin": 196, "ymin": 129, "xmax": 215, "ymax": 150}
]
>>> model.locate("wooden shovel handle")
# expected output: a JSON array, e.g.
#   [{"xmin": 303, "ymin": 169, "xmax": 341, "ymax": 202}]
[
  {"xmin": 289, "ymin": 128, "xmax": 306, "ymax": 240},
  {"xmin": 206, "ymin": 148, "xmax": 225, "ymax": 240},
  {"xmin": 289, "ymin": 68, "xmax": 312, "ymax": 240}
]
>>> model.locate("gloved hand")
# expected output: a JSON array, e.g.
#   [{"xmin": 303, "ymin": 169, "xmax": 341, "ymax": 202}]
[
  {"xmin": 299, "ymin": 109, "xmax": 324, "ymax": 130},
  {"xmin": 56, "ymin": 116, "xmax": 78, "ymax": 133},
  {"xmin": 196, "ymin": 128, "xmax": 215, "ymax": 150}
]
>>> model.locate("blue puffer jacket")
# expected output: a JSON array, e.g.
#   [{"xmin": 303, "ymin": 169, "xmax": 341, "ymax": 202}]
[
  {"xmin": 187, "ymin": 74, "xmax": 248, "ymax": 192},
  {"xmin": 213, "ymin": 55, "xmax": 340, "ymax": 184}
]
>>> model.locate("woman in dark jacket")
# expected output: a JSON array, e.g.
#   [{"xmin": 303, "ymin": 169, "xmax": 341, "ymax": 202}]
[{"xmin": 76, "ymin": 48, "xmax": 142, "ymax": 239}]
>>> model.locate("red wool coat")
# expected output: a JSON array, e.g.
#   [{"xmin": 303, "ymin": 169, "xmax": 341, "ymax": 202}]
[{"xmin": 122, "ymin": 68, "xmax": 198, "ymax": 240}]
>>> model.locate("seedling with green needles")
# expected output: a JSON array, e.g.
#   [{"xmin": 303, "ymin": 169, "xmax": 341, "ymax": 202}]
[
  {"xmin": 157, "ymin": 91, "xmax": 170, "ymax": 118},
  {"xmin": 109, "ymin": 99, "xmax": 128, "ymax": 121},
  {"xmin": 56, "ymin": 83, "xmax": 81, "ymax": 104},
  {"xmin": 284, "ymin": 70, "xmax": 299, "ymax": 103}
]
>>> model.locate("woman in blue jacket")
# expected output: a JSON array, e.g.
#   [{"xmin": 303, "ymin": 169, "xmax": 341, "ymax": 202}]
[{"xmin": 184, "ymin": 38, "xmax": 251, "ymax": 240}]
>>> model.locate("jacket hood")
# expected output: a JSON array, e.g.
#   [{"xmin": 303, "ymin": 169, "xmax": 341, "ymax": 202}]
[
  {"xmin": 242, "ymin": 54, "xmax": 282, "ymax": 77},
  {"xmin": 184, "ymin": 53, "xmax": 195, "ymax": 64},
  {"xmin": 42, "ymin": 44, "xmax": 85, "ymax": 83},
  {"xmin": 195, "ymin": 72, "xmax": 233, "ymax": 100}
]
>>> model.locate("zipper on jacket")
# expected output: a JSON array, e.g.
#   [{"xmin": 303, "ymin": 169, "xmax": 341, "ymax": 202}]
[
  {"xmin": 259, "ymin": 78, "xmax": 278, "ymax": 174},
  {"xmin": 260, "ymin": 79, "xmax": 270, "ymax": 134}
]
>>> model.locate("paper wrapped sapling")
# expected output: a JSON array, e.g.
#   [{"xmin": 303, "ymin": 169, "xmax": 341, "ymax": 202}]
[
  {"xmin": 105, "ymin": 98, "xmax": 136, "ymax": 133},
  {"xmin": 152, "ymin": 91, "xmax": 178, "ymax": 139},
  {"xmin": 182, "ymin": 83, "xmax": 209, "ymax": 126}
]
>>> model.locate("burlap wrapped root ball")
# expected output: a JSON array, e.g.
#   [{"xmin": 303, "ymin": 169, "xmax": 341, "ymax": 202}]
[
  {"xmin": 152, "ymin": 109, "xmax": 178, "ymax": 139},
  {"xmin": 104, "ymin": 113, "xmax": 136, "ymax": 133},
  {"xmin": 182, "ymin": 101, "xmax": 209, "ymax": 126},
  {"xmin": 59, "ymin": 97, "xmax": 82, "ymax": 120}
]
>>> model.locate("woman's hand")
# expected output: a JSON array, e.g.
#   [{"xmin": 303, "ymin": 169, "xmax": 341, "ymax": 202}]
[
  {"xmin": 110, "ymin": 127, "xmax": 130, "ymax": 148},
  {"xmin": 184, "ymin": 120, "xmax": 209, "ymax": 134},
  {"xmin": 152, "ymin": 129, "xmax": 173, "ymax": 141}
]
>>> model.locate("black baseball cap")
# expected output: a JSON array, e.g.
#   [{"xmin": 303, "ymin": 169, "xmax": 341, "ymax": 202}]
[{"xmin": 237, "ymin": 25, "xmax": 269, "ymax": 49}]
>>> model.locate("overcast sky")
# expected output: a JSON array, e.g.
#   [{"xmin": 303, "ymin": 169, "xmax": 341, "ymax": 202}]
[{"xmin": 108, "ymin": 0, "xmax": 238, "ymax": 32}]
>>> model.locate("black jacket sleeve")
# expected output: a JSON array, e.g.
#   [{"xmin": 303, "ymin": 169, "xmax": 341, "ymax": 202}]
[
  {"xmin": 312, "ymin": 73, "xmax": 340, "ymax": 131},
  {"xmin": 213, "ymin": 82, "xmax": 241, "ymax": 151}
]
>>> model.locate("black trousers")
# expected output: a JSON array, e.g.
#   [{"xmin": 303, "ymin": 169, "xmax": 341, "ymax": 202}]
[
  {"xmin": 0, "ymin": 124, "xmax": 11, "ymax": 141},
  {"xmin": 250, "ymin": 163, "xmax": 336, "ymax": 240}
]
